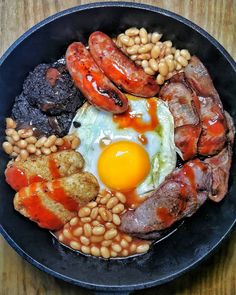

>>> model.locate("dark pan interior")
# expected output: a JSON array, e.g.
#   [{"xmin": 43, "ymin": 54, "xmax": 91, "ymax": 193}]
[{"xmin": 0, "ymin": 2, "xmax": 235, "ymax": 292}]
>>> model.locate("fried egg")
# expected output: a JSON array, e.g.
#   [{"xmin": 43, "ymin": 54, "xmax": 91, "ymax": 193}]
[{"xmin": 70, "ymin": 95, "xmax": 176, "ymax": 196}]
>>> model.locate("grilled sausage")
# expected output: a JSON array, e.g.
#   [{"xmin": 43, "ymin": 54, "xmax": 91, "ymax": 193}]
[
  {"xmin": 5, "ymin": 150, "xmax": 84, "ymax": 191},
  {"xmin": 14, "ymin": 172, "xmax": 99, "ymax": 230},
  {"xmin": 66, "ymin": 42, "xmax": 128, "ymax": 114},
  {"xmin": 89, "ymin": 31, "xmax": 159, "ymax": 97}
]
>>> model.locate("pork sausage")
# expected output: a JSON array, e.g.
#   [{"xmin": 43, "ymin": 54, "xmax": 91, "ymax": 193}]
[
  {"xmin": 89, "ymin": 31, "xmax": 159, "ymax": 97},
  {"xmin": 66, "ymin": 42, "xmax": 128, "ymax": 114}
]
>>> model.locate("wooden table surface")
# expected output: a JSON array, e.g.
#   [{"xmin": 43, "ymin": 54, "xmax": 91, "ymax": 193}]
[{"xmin": 0, "ymin": 0, "xmax": 235, "ymax": 294}]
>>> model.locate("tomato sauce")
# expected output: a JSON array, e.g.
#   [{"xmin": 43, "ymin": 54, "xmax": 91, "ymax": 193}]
[
  {"xmin": 113, "ymin": 98, "xmax": 158, "ymax": 133},
  {"xmin": 5, "ymin": 166, "xmax": 28, "ymax": 191}
]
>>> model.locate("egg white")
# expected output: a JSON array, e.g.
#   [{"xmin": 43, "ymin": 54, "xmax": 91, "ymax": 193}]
[{"xmin": 69, "ymin": 96, "xmax": 176, "ymax": 196}]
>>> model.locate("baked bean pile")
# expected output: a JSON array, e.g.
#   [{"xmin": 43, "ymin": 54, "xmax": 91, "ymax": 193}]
[
  {"xmin": 56, "ymin": 190, "xmax": 150, "ymax": 258},
  {"xmin": 2, "ymin": 118, "xmax": 80, "ymax": 160},
  {"xmin": 113, "ymin": 27, "xmax": 191, "ymax": 85}
]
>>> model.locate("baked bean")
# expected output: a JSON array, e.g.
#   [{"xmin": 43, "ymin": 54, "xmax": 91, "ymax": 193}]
[
  {"xmin": 98, "ymin": 207, "xmax": 110, "ymax": 221},
  {"xmin": 44, "ymin": 135, "xmax": 57, "ymax": 148},
  {"xmin": 55, "ymin": 138, "xmax": 64, "ymax": 146},
  {"xmin": 127, "ymin": 44, "xmax": 139, "ymax": 55},
  {"xmin": 90, "ymin": 235, "xmax": 104, "ymax": 243},
  {"xmin": 151, "ymin": 32, "xmax": 162, "ymax": 43},
  {"xmin": 100, "ymin": 193, "xmax": 110, "ymax": 204},
  {"xmin": 64, "ymin": 134, "xmax": 75, "ymax": 141},
  {"xmin": 81, "ymin": 245, "xmax": 90, "ymax": 254},
  {"xmin": 144, "ymin": 67, "xmax": 155, "ymax": 75},
  {"xmin": 6, "ymin": 118, "xmax": 16, "ymax": 129},
  {"xmin": 141, "ymin": 60, "xmax": 149, "ymax": 68},
  {"xmin": 90, "ymin": 207, "xmax": 99, "ymax": 219},
  {"xmin": 71, "ymin": 137, "xmax": 80, "ymax": 149},
  {"xmin": 174, "ymin": 49, "xmax": 181, "ymax": 60},
  {"xmin": 69, "ymin": 217, "xmax": 79, "ymax": 226},
  {"xmin": 92, "ymin": 220, "xmax": 100, "ymax": 226},
  {"xmin": 135, "ymin": 60, "xmax": 142, "ymax": 66},
  {"xmin": 12, "ymin": 133, "xmax": 20, "ymax": 142},
  {"xmin": 81, "ymin": 217, "xmax": 92, "ymax": 223},
  {"xmin": 134, "ymin": 36, "xmax": 141, "ymax": 44},
  {"xmin": 147, "ymin": 33, "xmax": 152, "ymax": 42},
  {"xmin": 91, "ymin": 246, "xmax": 100, "ymax": 257},
  {"xmin": 112, "ymin": 204, "xmax": 125, "ymax": 214},
  {"xmin": 158, "ymin": 62, "xmax": 169, "ymax": 76},
  {"xmin": 101, "ymin": 240, "xmax": 112, "ymax": 247},
  {"xmin": 149, "ymin": 59, "xmax": 159, "ymax": 72},
  {"xmin": 110, "ymin": 251, "xmax": 118, "ymax": 257},
  {"xmin": 176, "ymin": 55, "xmax": 188, "ymax": 67},
  {"xmin": 63, "ymin": 228, "xmax": 73, "ymax": 239},
  {"xmin": 11, "ymin": 152, "xmax": 18, "ymax": 158},
  {"xmin": 20, "ymin": 149, "xmax": 29, "ymax": 160},
  {"xmin": 163, "ymin": 40, "xmax": 172, "ymax": 48},
  {"xmin": 105, "ymin": 222, "xmax": 116, "ymax": 229},
  {"xmin": 130, "ymin": 243, "xmax": 137, "ymax": 252},
  {"xmin": 127, "ymin": 38, "xmax": 134, "ymax": 47},
  {"xmin": 171, "ymin": 47, "xmax": 176, "ymax": 54},
  {"xmin": 139, "ymin": 28, "xmax": 148, "ymax": 44},
  {"xmin": 70, "ymin": 241, "xmax": 81, "ymax": 250},
  {"xmin": 41, "ymin": 147, "xmax": 51, "ymax": 155},
  {"xmin": 5, "ymin": 128, "xmax": 15, "ymax": 136},
  {"xmin": 50, "ymin": 145, "xmax": 57, "ymax": 153},
  {"xmin": 120, "ymin": 239, "xmax": 129, "ymax": 248},
  {"xmin": 87, "ymin": 201, "xmax": 97, "ymax": 209},
  {"xmin": 151, "ymin": 45, "xmax": 160, "ymax": 59},
  {"xmin": 2, "ymin": 142, "xmax": 13, "ymax": 154},
  {"xmin": 176, "ymin": 62, "xmax": 183, "ymax": 71},
  {"xmin": 13, "ymin": 146, "xmax": 20, "ymax": 154},
  {"xmin": 130, "ymin": 54, "xmax": 138, "ymax": 61},
  {"xmin": 123, "ymin": 234, "xmax": 132, "ymax": 242},
  {"xmin": 26, "ymin": 136, "xmax": 37, "ymax": 144},
  {"xmin": 125, "ymin": 27, "xmax": 139, "ymax": 37},
  {"xmin": 92, "ymin": 226, "xmax": 105, "ymax": 236},
  {"xmin": 73, "ymin": 227, "xmax": 83, "ymax": 237},
  {"xmin": 58, "ymin": 234, "xmax": 64, "ymax": 242},
  {"xmin": 16, "ymin": 139, "xmax": 27, "ymax": 149},
  {"xmin": 120, "ymin": 35, "xmax": 130, "ymax": 46},
  {"xmin": 35, "ymin": 136, "xmax": 47, "ymax": 148},
  {"xmin": 80, "ymin": 236, "xmax": 90, "ymax": 246},
  {"xmin": 78, "ymin": 207, "xmax": 91, "ymax": 218},
  {"xmin": 121, "ymin": 249, "xmax": 129, "ymax": 256},
  {"xmin": 136, "ymin": 244, "xmax": 150, "ymax": 253},
  {"xmin": 112, "ymin": 244, "xmax": 122, "ymax": 253},
  {"xmin": 166, "ymin": 59, "xmax": 175, "ymax": 72},
  {"xmin": 106, "ymin": 197, "xmax": 119, "ymax": 209},
  {"xmin": 114, "ymin": 234, "xmax": 121, "ymax": 242},
  {"xmin": 138, "ymin": 43, "xmax": 153, "ymax": 54},
  {"xmin": 6, "ymin": 136, "xmax": 14, "ymax": 145},
  {"xmin": 35, "ymin": 149, "xmax": 42, "ymax": 156},
  {"xmin": 156, "ymin": 74, "xmax": 165, "ymax": 85},
  {"xmin": 165, "ymin": 47, "xmax": 172, "ymax": 55},
  {"xmin": 104, "ymin": 229, "xmax": 118, "ymax": 240},
  {"xmin": 112, "ymin": 214, "xmax": 121, "ymax": 226},
  {"xmin": 83, "ymin": 223, "xmax": 92, "ymax": 237},
  {"xmin": 101, "ymin": 246, "xmax": 110, "ymax": 258},
  {"xmin": 115, "ymin": 192, "xmax": 126, "ymax": 203},
  {"xmin": 180, "ymin": 49, "xmax": 191, "ymax": 60}
]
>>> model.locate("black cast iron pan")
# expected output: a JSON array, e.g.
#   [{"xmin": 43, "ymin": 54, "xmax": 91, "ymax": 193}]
[{"xmin": 0, "ymin": 2, "xmax": 236, "ymax": 294}]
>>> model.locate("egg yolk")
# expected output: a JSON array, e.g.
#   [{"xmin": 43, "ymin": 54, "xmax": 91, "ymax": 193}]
[{"xmin": 97, "ymin": 141, "xmax": 150, "ymax": 192}]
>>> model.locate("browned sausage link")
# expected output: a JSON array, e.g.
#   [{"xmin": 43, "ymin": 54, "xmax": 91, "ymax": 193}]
[
  {"xmin": 89, "ymin": 31, "xmax": 160, "ymax": 97},
  {"xmin": 66, "ymin": 42, "xmax": 128, "ymax": 114}
]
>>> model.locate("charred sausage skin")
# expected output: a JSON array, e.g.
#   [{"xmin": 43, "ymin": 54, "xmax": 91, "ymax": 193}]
[
  {"xmin": 89, "ymin": 31, "xmax": 160, "ymax": 97},
  {"xmin": 66, "ymin": 42, "xmax": 128, "ymax": 114}
]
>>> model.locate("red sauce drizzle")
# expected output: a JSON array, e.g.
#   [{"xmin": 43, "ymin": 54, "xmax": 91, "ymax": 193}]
[
  {"xmin": 46, "ymin": 180, "xmax": 78, "ymax": 211},
  {"xmin": 58, "ymin": 139, "xmax": 71, "ymax": 151},
  {"xmin": 113, "ymin": 98, "xmax": 158, "ymax": 133},
  {"xmin": 48, "ymin": 156, "xmax": 61, "ymax": 179},
  {"xmin": 206, "ymin": 119, "xmax": 225, "ymax": 136},
  {"xmin": 20, "ymin": 183, "xmax": 62, "ymax": 230},
  {"xmin": 124, "ymin": 190, "xmax": 147, "ymax": 209},
  {"xmin": 29, "ymin": 175, "xmax": 45, "ymax": 184},
  {"xmin": 5, "ymin": 166, "xmax": 28, "ymax": 191},
  {"xmin": 156, "ymin": 207, "xmax": 175, "ymax": 227},
  {"xmin": 138, "ymin": 134, "xmax": 148, "ymax": 145},
  {"xmin": 180, "ymin": 162, "xmax": 196, "ymax": 193}
]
